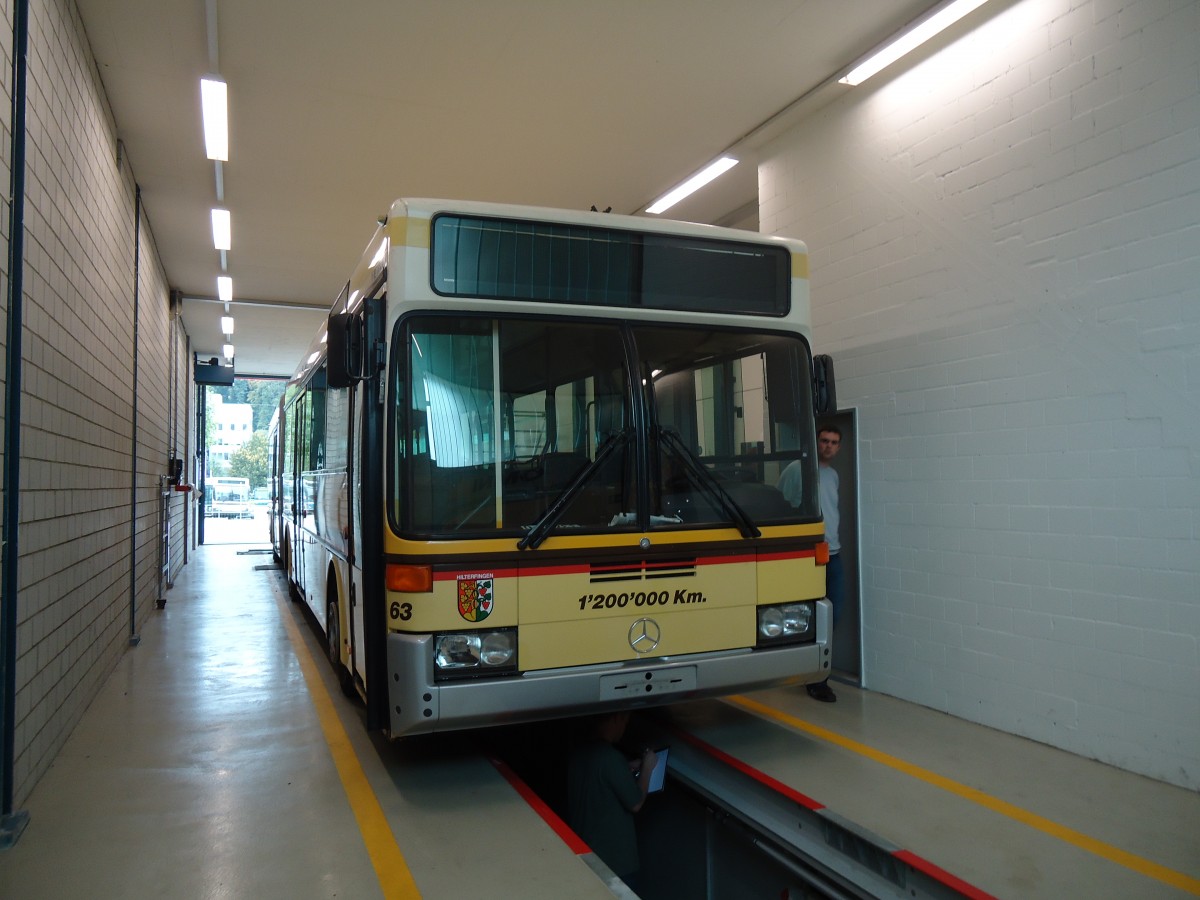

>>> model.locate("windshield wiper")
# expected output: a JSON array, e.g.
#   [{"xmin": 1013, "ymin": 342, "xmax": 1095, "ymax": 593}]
[
  {"xmin": 657, "ymin": 427, "xmax": 760, "ymax": 539},
  {"xmin": 518, "ymin": 429, "xmax": 631, "ymax": 551}
]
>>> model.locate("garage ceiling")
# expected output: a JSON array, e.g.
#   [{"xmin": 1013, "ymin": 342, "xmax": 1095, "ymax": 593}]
[{"xmin": 75, "ymin": 0, "xmax": 938, "ymax": 377}]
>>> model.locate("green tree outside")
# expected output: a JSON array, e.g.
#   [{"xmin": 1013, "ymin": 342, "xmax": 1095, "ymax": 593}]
[
  {"xmin": 204, "ymin": 390, "xmax": 218, "ymax": 476},
  {"xmin": 212, "ymin": 378, "xmax": 284, "ymax": 431},
  {"xmin": 229, "ymin": 431, "xmax": 270, "ymax": 489},
  {"xmin": 245, "ymin": 380, "xmax": 285, "ymax": 431}
]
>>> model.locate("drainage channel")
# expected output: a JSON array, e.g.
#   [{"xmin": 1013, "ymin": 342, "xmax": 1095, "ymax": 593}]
[{"xmin": 489, "ymin": 718, "xmax": 991, "ymax": 900}]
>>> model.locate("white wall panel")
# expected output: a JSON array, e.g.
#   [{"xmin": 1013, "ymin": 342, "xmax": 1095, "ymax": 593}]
[{"xmin": 760, "ymin": 0, "xmax": 1198, "ymax": 788}]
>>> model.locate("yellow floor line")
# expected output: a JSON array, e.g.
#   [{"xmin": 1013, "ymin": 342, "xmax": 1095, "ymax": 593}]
[
  {"xmin": 729, "ymin": 695, "xmax": 1200, "ymax": 896},
  {"xmin": 276, "ymin": 592, "xmax": 421, "ymax": 899}
]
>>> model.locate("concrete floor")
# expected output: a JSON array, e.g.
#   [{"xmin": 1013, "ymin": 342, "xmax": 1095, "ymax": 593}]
[
  {"xmin": 0, "ymin": 541, "xmax": 610, "ymax": 899},
  {"xmin": 1, "ymin": 539, "xmax": 1197, "ymax": 899}
]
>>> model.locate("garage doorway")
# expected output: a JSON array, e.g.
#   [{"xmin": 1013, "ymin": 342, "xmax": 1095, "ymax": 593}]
[{"xmin": 197, "ymin": 378, "xmax": 284, "ymax": 546}]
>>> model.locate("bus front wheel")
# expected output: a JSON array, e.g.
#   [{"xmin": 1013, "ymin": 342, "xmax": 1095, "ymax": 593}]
[{"xmin": 326, "ymin": 599, "xmax": 355, "ymax": 697}]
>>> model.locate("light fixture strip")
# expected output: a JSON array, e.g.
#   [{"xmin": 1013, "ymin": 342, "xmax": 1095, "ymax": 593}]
[
  {"xmin": 217, "ymin": 275, "xmax": 232, "ymax": 304},
  {"xmin": 839, "ymin": 0, "xmax": 990, "ymax": 86},
  {"xmin": 211, "ymin": 209, "xmax": 231, "ymax": 251},
  {"xmin": 646, "ymin": 156, "xmax": 739, "ymax": 215},
  {"xmin": 200, "ymin": 77, "xmax": 228, "ymax": 161},
  {"xmin": 220, "ymin": 315, "xmax": 235, "ymax": 335}
]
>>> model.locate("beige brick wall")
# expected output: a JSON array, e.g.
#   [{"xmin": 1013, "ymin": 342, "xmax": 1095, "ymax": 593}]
[{"xmin": 0, "ymin": 0, "xmax": 189, "ymax": 805}]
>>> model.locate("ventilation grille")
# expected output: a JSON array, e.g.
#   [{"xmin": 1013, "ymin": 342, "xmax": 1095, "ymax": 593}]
[{"xmin": 589, "ymin": 559, "xmax": 697, "ymax": 583}]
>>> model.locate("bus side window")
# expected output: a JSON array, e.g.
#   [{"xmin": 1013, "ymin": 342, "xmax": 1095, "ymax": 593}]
[{"xmin": 309, "ymin": 367, "xmax": 327, "ymax": 470}]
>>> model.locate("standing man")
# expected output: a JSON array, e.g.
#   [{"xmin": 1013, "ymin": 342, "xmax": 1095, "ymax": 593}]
[{"xmin": 808, "ymin": 425, "xmax": 843, "ymax": 703}]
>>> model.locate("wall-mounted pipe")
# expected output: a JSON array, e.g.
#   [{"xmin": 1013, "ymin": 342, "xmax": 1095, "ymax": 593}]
[
  {"xmin": 1, "ymin": 0, "xmax": 31, "ymax": 843},
  {"xmin": 127, "ymin": 184, "xmax": 142, "ymax": 646},
  {"xmin": 184, "ymin": 333, "xmax": 192, "ymax": 562},
  {"xmin": 170, "ymin": 289, "xmax": 180, "ymax": 581}
]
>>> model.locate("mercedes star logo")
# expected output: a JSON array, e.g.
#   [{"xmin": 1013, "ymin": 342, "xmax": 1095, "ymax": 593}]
[{"xmin": 628, "ymin": 618, "xmax": 661, "ymax": 654}]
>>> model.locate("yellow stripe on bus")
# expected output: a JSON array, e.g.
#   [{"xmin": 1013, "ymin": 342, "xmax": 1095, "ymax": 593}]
[
  {"xmin": 390, "ymin": 215, "xmax": 431, "ymax": 249},
  {"xmin": 275, "ymin": 586, "xmax": 422, "ymax": 899},
  {"xmin": 382, "ymin": 522, "xmax": 826, "ymax": 556},
  {"xmin": 730, "ymin": 695, "xmax": 1200, "ymax": 896}
]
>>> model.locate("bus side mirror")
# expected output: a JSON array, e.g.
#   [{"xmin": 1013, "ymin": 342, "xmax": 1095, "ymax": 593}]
[
  {"xmin": 327, "ymin": 313, "xmax": 363, "ymax": 388},
  {"xmin": 813, "ymin": 354, "xmax": 837, "ymax": 415}
]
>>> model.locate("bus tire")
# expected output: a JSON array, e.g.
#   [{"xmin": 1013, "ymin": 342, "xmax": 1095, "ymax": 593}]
[
  {"xmin": 326, "ymin": 597, "xmax": 355, "ymax": 697},
  {"xmin": 282, "ymin": 540, "xmax": 299, "ymax": 603}
]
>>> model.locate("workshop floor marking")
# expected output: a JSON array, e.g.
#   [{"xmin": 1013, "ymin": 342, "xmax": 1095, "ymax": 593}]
[
  {"xmin": 276, "ymin": 589, "xmax": 421, "ymax": 899},
  {"xmin": 729, "ymin": 694, "xmax": 1200, "ymax": 896}
]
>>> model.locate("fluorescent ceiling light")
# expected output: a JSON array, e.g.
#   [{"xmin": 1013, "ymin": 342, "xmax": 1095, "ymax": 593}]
[
  {"xmin": 646, "ymin": 156, "xmax": 739, "ymax": 215},
  {"xmin": 200, "ymin": 78, "xmax": 228, "ymax": 161},
  {"xmin": 217, "ymin": 275, "xmax": 232, "ymax": 304},
  {"xmin": 222, "ymin": 343, "xmax": 235, "ymax": 360},
  {"xmin": 211, "ymin": 209, "xmax": 231, "ymax": 250},
  {"xmin": 220, "ymin": 315, "xmax": 234, "ymax": 335},
  {"xmin": 839, "ymin": 0, "xmax": 990, "ymax": 86}
]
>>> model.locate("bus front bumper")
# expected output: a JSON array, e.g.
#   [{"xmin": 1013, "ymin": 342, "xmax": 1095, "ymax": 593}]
[{"xmin": 385, "ymin": 597, "xmax": 831, "ymax": 738}]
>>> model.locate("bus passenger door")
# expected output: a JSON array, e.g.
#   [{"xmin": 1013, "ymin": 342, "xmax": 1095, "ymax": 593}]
[
  {"xmin": 300, "ymin": 471, "xmax": 320, "ymax": 608},
  {"xmin": 283, "ymin": 393, "xmax": 302, "ymax": 592},
  {"xmin": 349, "ymin": 388, "xmax": 367, "ymax": 687},
  {"xmin": 300, "ymin": 370, "xmax": 328, "ymax": 618},
  {"xmin": 293, "ymin": 392, "xmax": 311, "ymax": 601},
  {"xmin": 350, "ymin": 566, "xmax": 366, "ymax": 688}
]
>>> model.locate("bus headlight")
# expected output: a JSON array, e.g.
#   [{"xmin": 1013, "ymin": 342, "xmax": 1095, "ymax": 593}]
[
  {"xmin": 434, "ymin": 629, "xmax": 517, "ymax": 677},
  {"xmin": 756, "ymin": 602, "xmax": 815, "ymax": 645},
  {"xmin": 481, "ymin": 631, "xmax": 516, "ymax": 667},
  {"xmin": 435, "ymin": 633, "xmax": 479, "ymax": 669}
]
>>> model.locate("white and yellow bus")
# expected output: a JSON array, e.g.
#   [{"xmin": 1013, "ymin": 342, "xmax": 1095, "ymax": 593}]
[
  {"xmin": 271, "ymin": 199, "xmax": 836, "ymax": 736},
  {"xmin": 206, "ymin": 476, "xmax": 252, "ymax": 519}
]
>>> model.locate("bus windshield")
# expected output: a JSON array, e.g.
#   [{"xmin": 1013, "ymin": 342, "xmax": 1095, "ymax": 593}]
[
  {"xmin": 389, "ymin": 315, "xmax": 819, "ymax": 538},
  {"xmin": 207, "ymin": 477, "xmax": 251, "ymax": 519}
]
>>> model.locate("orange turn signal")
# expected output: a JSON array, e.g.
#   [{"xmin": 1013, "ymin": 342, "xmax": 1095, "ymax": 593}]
[
  {"xmin": 386, "ymin": 563, "xmax": 433, "ymax": 593},
  {"xmin": 815, "ymin": 542, "xmax": 830, "ymax": 566}
]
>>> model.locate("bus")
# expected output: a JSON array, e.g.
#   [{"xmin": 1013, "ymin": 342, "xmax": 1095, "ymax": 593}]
[
  {"xmin": 206, "ymin": 476, "xmax": 252, "ymax": 519},
  {"xmin": 267, "ymin": 407, "xmax": 281, "ymax": 550},
  {"xmin": 271, "ymin": 198, "xmax": 837, "ymax": 737}
]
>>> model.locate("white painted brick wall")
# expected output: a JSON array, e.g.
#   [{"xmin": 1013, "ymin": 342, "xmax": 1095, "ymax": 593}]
[
  {"xmin": 0, "ymin": 0, "xmax": 184, "ymax": 804},
  {"xmin": 760, "ymin": 0, "xmax": 1199, "ymax": 788}
]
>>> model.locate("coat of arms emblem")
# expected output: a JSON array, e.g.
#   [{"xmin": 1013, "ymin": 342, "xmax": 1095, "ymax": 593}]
[{"xmin": 457, "ymin": 573, "xmax": 494, "ymax": 622}]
